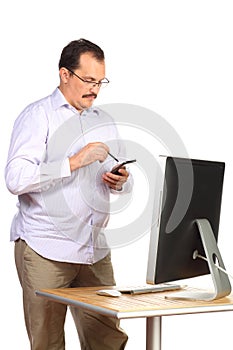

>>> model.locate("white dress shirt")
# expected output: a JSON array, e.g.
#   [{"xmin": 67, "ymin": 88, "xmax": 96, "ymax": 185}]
[{"xmin": 5, "ymin": 88, "xmax": 132, "ymax": 264}]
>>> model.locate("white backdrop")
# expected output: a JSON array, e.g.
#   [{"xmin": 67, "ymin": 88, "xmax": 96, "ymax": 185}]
[{"xmin": 1, "ymin": 1, "xmax": 233, "ymax": 349}]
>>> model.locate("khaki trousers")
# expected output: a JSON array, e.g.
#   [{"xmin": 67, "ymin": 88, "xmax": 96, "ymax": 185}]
[{"xmin": 15, "ymin": 239, "xmax": 128, "ymax": 350}]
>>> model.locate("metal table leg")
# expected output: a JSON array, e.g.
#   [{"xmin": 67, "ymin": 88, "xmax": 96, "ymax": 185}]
[{"xmin": 146, "ymin": 316, "xmax": 162, "ymax": 350}]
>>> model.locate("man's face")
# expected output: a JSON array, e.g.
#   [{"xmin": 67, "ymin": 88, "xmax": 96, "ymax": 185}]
[{"xmin": 59, "ymin": 52, "xmax": 106, "ymax": 112}]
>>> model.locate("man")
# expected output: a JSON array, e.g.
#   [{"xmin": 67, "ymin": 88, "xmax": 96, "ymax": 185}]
[{"xmin": 5, "ymin": 39, "xmax": 132, "ymax": 350}]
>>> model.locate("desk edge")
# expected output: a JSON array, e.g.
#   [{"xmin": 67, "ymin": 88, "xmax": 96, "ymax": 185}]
[{"xmin": 35, "ymin": 290, "xmax": 120, "ymax": 318}]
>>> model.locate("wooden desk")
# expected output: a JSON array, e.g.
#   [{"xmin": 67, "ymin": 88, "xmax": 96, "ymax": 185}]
[{"xmin": 36, "ymin": 287, "xmax": 233, "ymax": 350}]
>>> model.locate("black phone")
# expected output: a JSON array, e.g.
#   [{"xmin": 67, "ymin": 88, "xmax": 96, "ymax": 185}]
[{"xmin": 111, "ymin": 159, "xmax": 136, "ymax": 175}]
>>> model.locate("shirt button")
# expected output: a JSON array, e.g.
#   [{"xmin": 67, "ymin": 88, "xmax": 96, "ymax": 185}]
[{"xmin": 87, "ymin": 256, "xmax": 93, "ymax": 263}]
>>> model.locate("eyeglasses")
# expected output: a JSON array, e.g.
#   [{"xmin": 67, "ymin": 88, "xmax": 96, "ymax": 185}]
[{"xmin": 66, "ymin": 68, "xmax": 109, "ymax": 88}]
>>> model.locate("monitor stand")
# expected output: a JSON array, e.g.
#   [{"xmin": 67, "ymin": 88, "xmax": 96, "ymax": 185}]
[{"xmin": 166, "ymin": 218, "xmax": 232, "ymax": 301}]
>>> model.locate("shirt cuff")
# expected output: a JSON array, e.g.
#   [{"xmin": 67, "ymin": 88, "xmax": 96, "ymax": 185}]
[{"xmin": 61, "ymin": 158, "xmax": 71, "ymax": 178}]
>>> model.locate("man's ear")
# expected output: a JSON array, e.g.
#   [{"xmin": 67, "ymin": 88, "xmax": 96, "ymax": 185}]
[{"xmin": 59, "ymin": 67, "xmax": 70, "ymax": 83}]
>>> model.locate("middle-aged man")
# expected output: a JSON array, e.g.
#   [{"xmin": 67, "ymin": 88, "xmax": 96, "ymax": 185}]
[{"xmin": 5, "ymin": 38, "xmax": 133, "ymax": 350}]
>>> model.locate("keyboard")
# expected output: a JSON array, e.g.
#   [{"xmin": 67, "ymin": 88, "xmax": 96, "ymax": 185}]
[{"xmin": 117, "ymin": 283, "xmax": 181, "ymax": 295}]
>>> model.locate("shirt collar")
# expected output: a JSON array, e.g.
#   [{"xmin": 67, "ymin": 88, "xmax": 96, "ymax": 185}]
[{"xmin": 51, "ymin": 87, "xmax": 69, "ymax": 110}]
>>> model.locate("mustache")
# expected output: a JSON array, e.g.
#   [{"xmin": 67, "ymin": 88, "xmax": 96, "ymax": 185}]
[{"xmin": 82, "ymin": 93, "xmax": 97, "ymax": 99}]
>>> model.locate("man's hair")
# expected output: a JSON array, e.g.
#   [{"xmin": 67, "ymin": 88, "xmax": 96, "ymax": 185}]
[{"xmin": 58, "ymin": 38, "xmax": 105, "ymax": 70}]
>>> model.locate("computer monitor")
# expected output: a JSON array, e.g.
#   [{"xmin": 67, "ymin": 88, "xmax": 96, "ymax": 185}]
[{"xmin": 146, "ymin": 156, "xmax": 231, "ymax": 300}]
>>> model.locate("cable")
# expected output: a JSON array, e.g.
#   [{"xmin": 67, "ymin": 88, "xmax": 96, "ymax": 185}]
[{"xmin": 193, "ymin": 250, "xmax": 233, "ymax": 280}]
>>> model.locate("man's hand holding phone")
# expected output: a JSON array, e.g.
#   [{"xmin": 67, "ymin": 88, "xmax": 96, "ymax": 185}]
[{"xmin": 102, "ymin": 159, "xmax": 136, "ymax": 191}]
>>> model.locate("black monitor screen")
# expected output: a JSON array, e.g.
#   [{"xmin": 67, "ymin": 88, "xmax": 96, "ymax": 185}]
[{"xmin": 147, "ymin": 156, "xmax": 225, "ymax": 284}]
